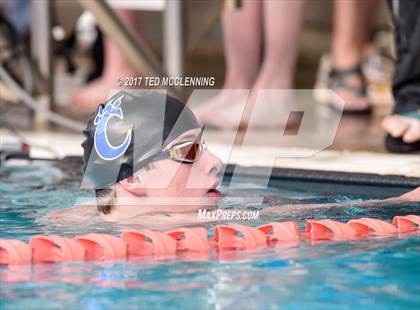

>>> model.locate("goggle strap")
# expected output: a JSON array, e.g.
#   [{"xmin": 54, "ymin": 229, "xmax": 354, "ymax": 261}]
[{"xmin": 151, "ymin": 150, "xmax": 171, "ymax": 162}]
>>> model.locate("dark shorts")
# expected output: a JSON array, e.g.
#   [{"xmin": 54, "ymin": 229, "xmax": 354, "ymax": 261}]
[{"xmin": 387, "ymin": 0, "xmax": 420, "ymax": 114}]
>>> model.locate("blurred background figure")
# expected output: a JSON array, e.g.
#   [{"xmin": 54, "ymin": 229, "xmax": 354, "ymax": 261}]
[
  {"xmin": 1, "ymin": 0, "xmax": 415, "ymax": 155},
  {"xmin": 70, "ymin": 9, "xmax": 143, "ymax": 115},
  {"xmin": 194, "ymin": 0, "xmax": 304, "ymax": 129},
  {"xmin": 312, "ymin": 0, "xmax": 419, "ymax": 153},
  {"xmin": 1, "ymin": 0, "xmax": 31, "ymax": 38},
  {"xmin": 315, "ymin": 0, "xmax": 379, "ymax": 113},
  {"xmin": 0, "ymin": 0, "xmax": 32, "ymax": 105},
  {"xmin": 382, "ymin": 0, "xmax": 420, "ymax": 153}
]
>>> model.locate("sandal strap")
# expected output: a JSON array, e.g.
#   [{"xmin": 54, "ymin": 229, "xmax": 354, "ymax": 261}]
[
  {"xmin": 330, "ymin": 66, "xmax": 363, "ymax": 78},
  {"xmin": 397, "ymin": 110, "xmax": 420, "ymax": 120},
  {"xmin": 329, "ymin": 65, "xmax": 367, "ymax": 98}
]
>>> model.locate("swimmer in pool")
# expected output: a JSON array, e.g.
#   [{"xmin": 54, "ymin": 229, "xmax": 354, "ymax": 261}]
[{"xmin": 46, "ymin": 91, "xmax": 420, "ymax": 229}]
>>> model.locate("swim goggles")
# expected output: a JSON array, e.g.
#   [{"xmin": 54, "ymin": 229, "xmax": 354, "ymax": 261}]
[{"xmin": 151, "ymin": 140, "xmax": 207, "ymax": 164}]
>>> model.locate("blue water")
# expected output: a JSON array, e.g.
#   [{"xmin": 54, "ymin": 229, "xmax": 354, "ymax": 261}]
[{"xmin": 0, "ymin": 161, "xmax": 419, "ymax": 310}]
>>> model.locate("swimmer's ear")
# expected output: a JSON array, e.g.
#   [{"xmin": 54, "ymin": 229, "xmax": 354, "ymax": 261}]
[{"xmin": 118, "ymin": 176, "xmax": 146, "ymax": 196}]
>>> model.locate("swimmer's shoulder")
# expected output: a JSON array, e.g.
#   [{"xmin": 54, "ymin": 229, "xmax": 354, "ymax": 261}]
[{"xmin": 44, "ymin": 200, "xmax": 99, "ymax": 222}]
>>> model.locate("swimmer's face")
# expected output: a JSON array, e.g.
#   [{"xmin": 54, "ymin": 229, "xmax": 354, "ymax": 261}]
[{"xmin": 124, "ymin": 129, "xmax": 223, "ymax": 211}]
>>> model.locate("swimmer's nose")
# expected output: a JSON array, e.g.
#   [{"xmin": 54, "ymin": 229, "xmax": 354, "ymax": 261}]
[{"xmin": 201, "ymin": 150, "xmax": 222, "ymax": 176}]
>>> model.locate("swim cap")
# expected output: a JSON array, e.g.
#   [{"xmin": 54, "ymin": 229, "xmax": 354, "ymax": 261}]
[{"xmin": 81, "ymin": 90, "xmax": 200, "ymax": 189}]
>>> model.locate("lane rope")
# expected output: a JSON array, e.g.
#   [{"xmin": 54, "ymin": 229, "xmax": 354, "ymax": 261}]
[{"xmin": 0, "ymin": 215, "xmax": 418, "ymax": 265}]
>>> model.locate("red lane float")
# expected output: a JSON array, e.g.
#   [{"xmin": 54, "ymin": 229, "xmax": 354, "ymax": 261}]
[
  {"xmin": 348, "ymin": 218, "xmax": 398, "ymax": 236},
  {"xmin": 258, "ymin": 221, "xmax": 299, "ymax": 243},
  {"xmin": 30, "ymin": 235, "xmax": 85, "ymax": 263},
  {"xmin": 74, "ymin": 234, "xmax": 127, "ymax": 261},
  {"xmin": 0, "ymin": 239, "xmax": 31, "ymax": 265},
  {"xmin": 122, "ymin": 230, "xmax": 176, "ymax": 257},
  {"xmin": 0, "ymin": 215, "xmax": 418, "ymax": 266},
  {"xmin": 306, "ymin": 220, "xmax": 357, "ymax": 240},
  {"xmin": 393, "ymin": 215, "xmax": 420, "ymax": 233},
  {"xmin": 212, "ymin": 224, "xmax": 267, "ymax": 249},
  {"xmin": 167, "ymin": 227, "xmax": 209, "ymax": 252}
]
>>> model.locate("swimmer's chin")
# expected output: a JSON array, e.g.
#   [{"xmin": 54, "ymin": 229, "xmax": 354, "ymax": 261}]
[
  {"xmin": 100, "ymin": 202, "xmax": 217, "ymax": 223},
  {"xmin": 42, "ymin": 198, "xmax": 218, "ymax": 226},
  {"xmin": 206, "ymin": 189, "xmax": 223, "ymax": 199}
]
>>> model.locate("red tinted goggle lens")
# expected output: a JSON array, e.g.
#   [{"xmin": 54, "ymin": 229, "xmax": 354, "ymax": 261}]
[{"xmin": 173, "ymin": 142, "xmax": 201, "ymax": 162}]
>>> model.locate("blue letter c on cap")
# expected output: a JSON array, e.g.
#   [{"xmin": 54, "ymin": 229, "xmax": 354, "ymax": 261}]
[{"xmin": 93, "ymin": 95, "xmax": 132, "ymax": 161}]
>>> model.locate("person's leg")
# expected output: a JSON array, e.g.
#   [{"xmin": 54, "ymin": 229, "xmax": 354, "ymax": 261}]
[
  {"xmin": 195, "ymin": 0, "xmax": 262, "ymax": 125},
  {"xmin": 382, "ymin": 0, "xmax": 420, "ymax": 152},
  {"xmin": 200, "ymin": 0, "xmax": 304, "ymax": 128},
  {"xmin": 221, "ymin": 0, "xmax": 262, "ymax": 91},
  {"xmin": 328, "ymin": 0, "xmax": 378, "ymax": 112},
  {"xmin": 255, "ymin": 0, "xmax": 304, "ymax": 90},
  {"xmin": 332, "ymin": 0, "xmax": 377, "ymax": 69},
  {"xmin": 71, "ymin": 9, "xmax": 142, "ymax": 114},
  {"xmin": 241, "ymin": 0, "xmax": 304, "ymax": 127}
]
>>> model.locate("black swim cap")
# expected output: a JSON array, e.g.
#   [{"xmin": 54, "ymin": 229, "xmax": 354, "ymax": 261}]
[{"xmin": 81, "ymin": 90, "xmax": 199, "ymax": 189}]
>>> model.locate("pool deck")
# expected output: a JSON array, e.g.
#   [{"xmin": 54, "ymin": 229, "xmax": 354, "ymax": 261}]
[{"xmin": 1, "ymin": 123, "xmax": 419, "ymax": 178}]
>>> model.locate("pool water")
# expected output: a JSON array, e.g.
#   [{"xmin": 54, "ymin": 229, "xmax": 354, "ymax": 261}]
[{"xmin": 0, "ymin": 161, "xmax": 419, "ymax": 310}]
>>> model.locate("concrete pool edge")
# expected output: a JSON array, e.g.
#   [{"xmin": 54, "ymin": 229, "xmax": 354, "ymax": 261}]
[
  {"xmin": 2, "ymin": 130, "xmax": 419, "ymax": 177},
  {"xmin": 3, "ymin": 155, "xmax": 419, "ymax": 188},
  {"xmin": 223, "ymin": 164, "xmax": 420, "ymax": 188}
]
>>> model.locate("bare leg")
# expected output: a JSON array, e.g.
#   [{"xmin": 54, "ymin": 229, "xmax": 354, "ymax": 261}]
[
  {"xmin": 329, "ymin": 0, "xmax": 378, "ymax": 111},
  {"xmin": 256, "ymin": 0, "xmax": 304, "ymax": 90},
  {"xmin": 195, "ymin": 0, "xmax": 262, "ymax": 125},
  {"xmin": 71, "ymin": 9, "xmax": 142, "ymax": 114},
  {"xmin": 201, "ymin": 0, "xmax": 304, "ymax": 129},
  {"xmin": 243, "ymin": 0, "xmax": 304, "ymax": 127}
]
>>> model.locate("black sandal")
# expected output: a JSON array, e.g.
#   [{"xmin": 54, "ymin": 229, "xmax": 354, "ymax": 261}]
[{"xmin": 328, "ymin": 66, "xmax": 372, "ymax": 114}]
